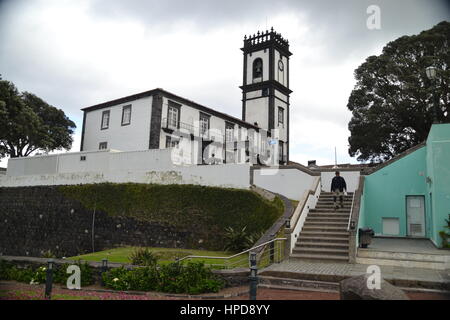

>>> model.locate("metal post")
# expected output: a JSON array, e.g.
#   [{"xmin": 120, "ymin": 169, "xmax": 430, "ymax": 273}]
[
  {"xmin": 433, "ymin": 82, "xmax": 439, "ymax": 124},
  {"xmin": 269, "ymin": 241, "xmax": 275, "ymax": 263},
  {"xmin": 44, "ymin": 259, "xmax": 54, "ymax": 300},
  {"xmin": 100, "ymin": 259, "xmax": 108, "ymax": 286},
  {"xmin": 249, "ymin": 252, "xmax": 258, "ymax": 300}
]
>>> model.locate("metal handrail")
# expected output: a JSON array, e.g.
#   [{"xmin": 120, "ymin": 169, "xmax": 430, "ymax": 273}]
[
  {"xmin": 347, "ymin": 190, "xmax": 356, "ymax": 231},
  {"xmin": 177, "ymin": 238, "xmax": 287, "ymax": 264}
]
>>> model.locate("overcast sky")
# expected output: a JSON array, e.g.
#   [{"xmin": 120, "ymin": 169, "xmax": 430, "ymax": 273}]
[{"xmin": 0, "ymin": 0, "xmax": 448, "ymax": 168}]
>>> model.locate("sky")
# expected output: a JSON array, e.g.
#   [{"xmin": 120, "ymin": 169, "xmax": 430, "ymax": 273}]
[{"xmin": 0, "ymin": 0, "xmax": 449, "ymax": 168}]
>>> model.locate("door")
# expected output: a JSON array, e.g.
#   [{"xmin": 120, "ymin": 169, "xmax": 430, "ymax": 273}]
[{"xmin": 406, "ymin": 196, "xmax": 425, "ymax": 237}]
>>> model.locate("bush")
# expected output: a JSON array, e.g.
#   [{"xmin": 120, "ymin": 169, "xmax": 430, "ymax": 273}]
[
  {"xmin": 129, "ymin": 248, "xmax": 158, "ymax": 266},
  {"xmin": 102, "ymin": 262, "xmax": 224, "ymax": 294},
  {"xmin": 0, "ymin": 260, "xmax": 94, "ymax": 286},
  {"xmin": 53, "ymin": 261, "xmax": 95, "ymax": 287},
  {"xmin": 223, "ymin": 226, "xmax": 264, "ymax": 252}
]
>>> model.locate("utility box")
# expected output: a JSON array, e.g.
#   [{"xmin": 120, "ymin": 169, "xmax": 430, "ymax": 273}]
[{"xmin": 358, "ymin": 228, "xmax": 375, "ymax": 248}]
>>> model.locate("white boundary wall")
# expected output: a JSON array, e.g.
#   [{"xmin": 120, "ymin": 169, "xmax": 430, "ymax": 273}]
[
  {"xmin": 320, "ymin": 170, "xmax": 361, "ymax": 193},
  {"xmin": 252, "ymin": 168, "xmax": 317, "ymax": 200},
  {"xmin": 1, "ymin": 149, "xmax": 250, "ymax": 189}
]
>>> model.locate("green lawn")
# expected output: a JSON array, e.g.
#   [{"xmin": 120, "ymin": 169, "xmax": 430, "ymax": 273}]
[{"xmin": 69, "ymin": 247, "xmax": 249, "ymax": 269}]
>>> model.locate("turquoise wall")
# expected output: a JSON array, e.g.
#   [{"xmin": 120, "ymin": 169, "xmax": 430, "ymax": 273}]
[
  {"xmin": 361, "ymin": 147, "xmax": 429, "ymax": 237},
  {"xmin": 359, "ymin": 123, "xmax": 450, "ymax": 247},
  {"xmin": 426, "ymin": 124, "xmax": 450, "ymax": 246}
]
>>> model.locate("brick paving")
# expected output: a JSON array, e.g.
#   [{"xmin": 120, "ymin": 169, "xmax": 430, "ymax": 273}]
[{"xmin": 261, "ymin": 259, "xmax": 450, "ymax": 284}]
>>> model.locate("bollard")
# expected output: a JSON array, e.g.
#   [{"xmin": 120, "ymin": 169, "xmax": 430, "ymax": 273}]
[
  {"xmin": 100, "ymin": 259, "xmax": 108, "ymax": 286},
  {"xmin": 44, "ymin": 259, "xmax": 54, "ymax": 300},
  {"xmin": 249, "ymin": 252, "xmax": 258, "ymax": 300}
]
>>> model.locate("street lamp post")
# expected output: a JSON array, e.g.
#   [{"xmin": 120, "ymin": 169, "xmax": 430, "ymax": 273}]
[{"xmin": 425, "ymin": 66, "xmax": 439, "ymax": 124}]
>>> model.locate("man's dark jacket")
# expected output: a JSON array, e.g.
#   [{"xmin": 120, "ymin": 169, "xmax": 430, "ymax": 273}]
[{"xmin": 331, "ymin": 176, "xmax": 347, "ymax": 192}]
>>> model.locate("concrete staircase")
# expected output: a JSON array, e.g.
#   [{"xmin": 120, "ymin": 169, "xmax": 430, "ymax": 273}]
[{"xmin": 291, "ymin": 191, "xmax": 353, "ymax": 262}]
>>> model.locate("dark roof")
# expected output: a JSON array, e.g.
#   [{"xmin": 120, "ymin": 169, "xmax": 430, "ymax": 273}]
[{"xmin": 82, "ymin": 88, "xmax": 259, "ymax": 130}]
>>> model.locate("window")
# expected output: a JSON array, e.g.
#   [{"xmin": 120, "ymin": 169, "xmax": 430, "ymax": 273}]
[
  {"xmin": 200, "ymin": 113, "xmax": 210, "ymax": 137},
  {"xmin": 168, "ymin": 102, "xmax": 180, "ymax": 129},
  {"xmin": 101, "ymin": 110, "xmax": 110, "ymax": 130},
  {"xmin": 80, "ymin": 156, "xmax": 86, "ymax": 161},
  {"xmin": 121, "ymin": 105, "xmax": 132, "ymax": 126},
  {"xmin": 278, "ymin": 107, "xmax": 284, "ymax": 126},
  {"xmin": 225, "ymin": 123, "xmax": 234, "ymax": 143},
  {"xmin": 279, "ymin": 141, "xmax": 284, "ymax": 162},
  {"xmin": 99, "ymin": 142, "xmax": 108, "ymax": 150},
  {"xmin": 252, "ymin": 58, "xmax": 263, "ymax": 83},
  {"xmin": 165, "ymin": 135, "xmax": 179, "ymax": 148}
]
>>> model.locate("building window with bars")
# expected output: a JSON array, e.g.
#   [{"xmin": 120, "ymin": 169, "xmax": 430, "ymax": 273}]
[
  {"xmin": 121, "ymin": 105, "xmax": 132, "ymax": 126},
  {"xmin": 99, "ymin": 142, "xmax": 108, "ymax": 150}
]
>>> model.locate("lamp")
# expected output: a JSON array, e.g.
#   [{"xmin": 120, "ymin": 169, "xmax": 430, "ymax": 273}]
[
  {"xmin": 425, "ymin": 66, "xmax": 437, "ymax": 80},
  {"xmin": 425, "ymin": 65, "xmax": 440, "ymax": 124}
]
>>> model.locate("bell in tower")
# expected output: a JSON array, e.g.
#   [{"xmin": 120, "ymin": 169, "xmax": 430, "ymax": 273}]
[{"xmin": 240, "ymin": 28, "xmax": 292, "ymax": 164}]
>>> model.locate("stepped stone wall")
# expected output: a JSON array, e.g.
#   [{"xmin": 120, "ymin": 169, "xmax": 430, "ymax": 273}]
[{"xmin": 0, "ymin": 186, "xmax": 196, "ymax": 258}]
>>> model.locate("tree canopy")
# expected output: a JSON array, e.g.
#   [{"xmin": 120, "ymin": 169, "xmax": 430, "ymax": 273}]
[
  {"xmin": 347, "ymin": 21, "xmax": 449, "ymax": 162},
  {"xmin": 0, "ymin": 77, "xmax": 76, "ymax": 158}
]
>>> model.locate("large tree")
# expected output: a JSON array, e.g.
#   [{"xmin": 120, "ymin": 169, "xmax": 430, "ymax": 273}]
[
  {"xmin": 347, "ymin": 21, "xmax": 449, "ymax": 162},
  {"xmin": 0, "ymin": 77, "xmax": 76, "ymax": 158}
]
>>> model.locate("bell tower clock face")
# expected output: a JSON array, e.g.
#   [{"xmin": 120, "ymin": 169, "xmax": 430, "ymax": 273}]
[{"xmin": 278, "ymin": 60, "xmax": 284, "ymax": 71}]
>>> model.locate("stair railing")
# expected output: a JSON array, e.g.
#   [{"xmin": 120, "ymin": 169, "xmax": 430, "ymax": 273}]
[
  {"xmin": 285, "ymin": 177, "xmax": 321, "ymax": 255},
  {"xmin": 347, "ymin": 175, "xmax": 365, "ymax": 263},
  {"xmin": 177, "ymin": 237, "xmax": 287, "ymax": 269}
]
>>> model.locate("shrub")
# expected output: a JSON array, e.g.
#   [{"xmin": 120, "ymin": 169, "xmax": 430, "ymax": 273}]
[
  {"xmin": 223, "ymin": 226, "xmax": 263, "ymax": 252},
  {"xmin": 41, "ymin": 250, "xmax": 56, "ymax": 259},
  {"xmin": 129, "ymin": 248, "xmax": 158, "ymax": 266},
  {"xmin": 53, "ymin": 261, "xmax": 95, "ymax": 287},
  {"xmin": 102, "ymin": 262, "xmax": 224, "ymax": 294},
  {"xmin": 0, "ymin": 260, "xmax": 94, "ymax": 286}
]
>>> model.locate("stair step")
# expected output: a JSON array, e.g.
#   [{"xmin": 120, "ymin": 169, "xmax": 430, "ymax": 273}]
[
  {"xmin": 300, "ymin": 231, "xmax": 349, "ymax": 237},
  {"xmin": 306, "ymin": 217, "xmax": 349, "ymax": 222},
  {"xmin": 302, "ymin": 226, "xmax": 348, "ymax": 232},
  {"xmin": 258, "ymin": 276, "xmax": 339, "ymax": 293},
  {"xmin": 309, "ymin": 209, "xmax": 351, "ymax": 213},
  {"xmin": 297, "ymin": 236, "xmax": 349, "ymax": 244},
  {"xmin": 308, "ymin": 213, "xmax": 350, "ymax": 218},
  {"xmin": 303, "ymin": 222, "xmax": 348, "ymax": 227},
  {"xmin": 290, "ymin": 253, "xmax": 349, "ymax": 261},
  {"xmin": 297, "ymin": 242, "xmax": 350, "ymax": 249},
  {"xmin": 293, "ymin": 247, "xmax": 349, "ymax": 255}
]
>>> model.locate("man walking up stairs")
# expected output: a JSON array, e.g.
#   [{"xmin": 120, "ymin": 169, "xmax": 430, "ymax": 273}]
[
  {"xmin": 331, "ymin": 171, "xmax": 347, "ymax": 210},
  {"xmin": 292, "ymin": 176, "xmax": 353, "ymax": 262}
]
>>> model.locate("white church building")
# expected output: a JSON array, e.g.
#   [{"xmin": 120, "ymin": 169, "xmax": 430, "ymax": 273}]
[
  {"xmin": 80, "ymin": 28, "xmax": 292, "ymax": 166},
  {"xmin": 2, "ymin": 29, "xmax": 297, "ymax": 190}
]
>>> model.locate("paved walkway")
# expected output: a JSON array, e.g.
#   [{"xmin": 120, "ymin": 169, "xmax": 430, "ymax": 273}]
[
  {"xmin": 366, "ymin": 238, "xmax": 450, "ymax": 255},
  {"xmin": 261, "ymin": 259, "xmax": 450, "ymax": 284}
]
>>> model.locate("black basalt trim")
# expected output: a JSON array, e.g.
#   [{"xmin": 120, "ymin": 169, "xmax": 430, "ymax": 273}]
[
  {"xmin": 149, "ymin": 94, "xmax": 163, "ymax": 149},
  {"xmin": 80, "ymin": 111, "xmax": 87, "ymax": 151}
]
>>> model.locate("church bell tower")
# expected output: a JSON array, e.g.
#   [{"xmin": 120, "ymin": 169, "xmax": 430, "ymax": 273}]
[{"xmin": 240, "ymin": 27, "xmax": 292, "ymax": 164}]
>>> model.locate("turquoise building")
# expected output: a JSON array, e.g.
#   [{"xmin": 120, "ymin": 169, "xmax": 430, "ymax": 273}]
[{"xmin": 359, "ymin": 123, "xmax": 450, "ymax": 248}]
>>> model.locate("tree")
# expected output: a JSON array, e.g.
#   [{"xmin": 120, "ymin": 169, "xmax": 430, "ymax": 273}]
[
  {"xmin": 0, "ymin": 77, "xmax": 76, "ymax": 158},
  {"xmin": 347, "ymin": 21, "xmax": 449, "ymax": 162}
]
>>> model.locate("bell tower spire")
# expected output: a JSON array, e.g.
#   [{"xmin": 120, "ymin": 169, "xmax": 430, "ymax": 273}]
[{"xmin": 240, "ymin": 28, "xmax": 292, "ymax": 164}]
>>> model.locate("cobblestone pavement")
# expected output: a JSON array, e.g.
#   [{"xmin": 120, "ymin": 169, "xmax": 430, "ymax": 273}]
[{"xmin": 261, "ymin": 259, "xmax": 450, "ymax": 283}]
